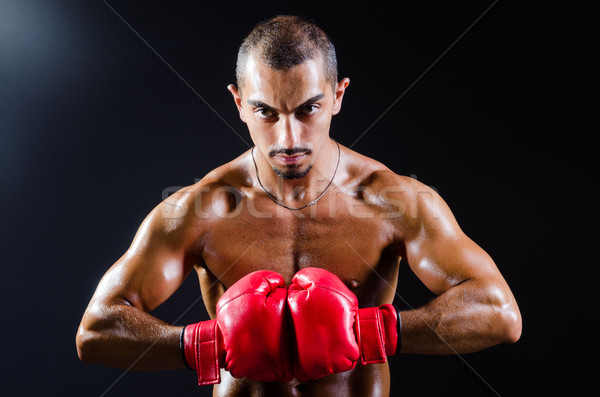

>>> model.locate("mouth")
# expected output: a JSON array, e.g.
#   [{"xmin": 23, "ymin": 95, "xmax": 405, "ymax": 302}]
[{"xmin": 273, "ymin": 153, "xmax": 307, "ymax": 166}]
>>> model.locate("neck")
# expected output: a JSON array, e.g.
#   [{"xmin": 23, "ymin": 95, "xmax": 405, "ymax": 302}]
[{"xmin": 252, "ymin": 139, "xmax": 340, "ymax": 205}]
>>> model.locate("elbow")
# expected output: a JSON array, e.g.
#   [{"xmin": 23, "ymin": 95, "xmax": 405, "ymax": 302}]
[
  {"xmin": 76, "ymin": 322, "xmax": 101, "ymax": 364},
  {"xmin": 495, "ymin": 299, "xmax": 522, "ymax": 344},
  {"xmin": 76, "ymin": 304, "xmax": 110, "ymax": 364},
  {"xmin": 484, "ymin": 283, "xmax": 522, "ymax": 345},
  {"xmin": 502, "ymin": 305, "xmax": 522, "ymax": 344},
  {"xmin": 76, "ymin": 325, "xmax": 93, "ymax": 364}
]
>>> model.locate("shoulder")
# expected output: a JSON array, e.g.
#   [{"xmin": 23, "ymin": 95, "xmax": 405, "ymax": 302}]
[
  {"xmin": 127, "ymin": 152, "xmax": 252, "ymax": 256},
  {"xmin": 160, "ymin": 150, "xmax": 253, "ymax": 221},
  {"xmin": 340, "ymin": 145, "xmax": 435, "ymax": 209},
  {"xmin": 199, "ymin": 150, "xmax": 254, "ymax": 191},
  {"xmin": 340, "ymin": 145, "xmax": 453, "ymax": 235},
  {"xmin": 143, "ymin": 150, "xmax": 253, "ymax": 237}
]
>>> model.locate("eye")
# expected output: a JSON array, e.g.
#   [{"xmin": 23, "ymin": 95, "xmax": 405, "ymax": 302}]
[
  {"xmin": 256, "ymin": 108, "xmax": 275, "ymax": 119},
  {"xmin": 299, "ymin": 104, "xmax": 319, "ymax": 115}
]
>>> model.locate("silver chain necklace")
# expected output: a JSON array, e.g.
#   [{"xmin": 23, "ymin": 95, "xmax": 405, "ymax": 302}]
[{"xmin": 251, "ymin": 140, "xmax": 341, "ymax": 211}]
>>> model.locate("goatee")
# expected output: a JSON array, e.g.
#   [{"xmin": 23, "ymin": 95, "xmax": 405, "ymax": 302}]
[{"xmin": 273, "ymin": 164, "xmax": 313, "ymax": 180}]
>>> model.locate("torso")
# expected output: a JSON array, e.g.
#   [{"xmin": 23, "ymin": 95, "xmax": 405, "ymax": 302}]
[
  {"xmin": 185, "ymin": 146, "xmax": 407, "ymax": 397},
  {"xmin": 213, "ymin": 362, "xmax": 391, "ymax": 397}
]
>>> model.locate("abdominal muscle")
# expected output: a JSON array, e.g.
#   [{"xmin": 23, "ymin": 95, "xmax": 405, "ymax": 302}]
[{"xmin": 213, "ymin": 362, "xmax": 390, "ymax": 397}]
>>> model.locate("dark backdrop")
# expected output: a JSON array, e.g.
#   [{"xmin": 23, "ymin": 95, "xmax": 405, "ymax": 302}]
[{"xmin": 0, "ymin": 1, "xmax": 591, "ymax": 396}]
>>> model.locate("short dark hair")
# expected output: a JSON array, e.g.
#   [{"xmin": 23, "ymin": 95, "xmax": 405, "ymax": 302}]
[{"xmin": 236, "ymin": 15, "xmax": 338, "ymax": 92}]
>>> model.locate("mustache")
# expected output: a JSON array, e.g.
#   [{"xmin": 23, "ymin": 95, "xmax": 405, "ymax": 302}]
[{"xmin": 269, "ymin": 147, "xmax": 312, "ymax": 157}]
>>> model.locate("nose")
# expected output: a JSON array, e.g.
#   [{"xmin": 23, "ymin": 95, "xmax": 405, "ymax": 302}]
[{"xmin": 277, "ymin": 115, "xmax": 301, "ymax": 149}]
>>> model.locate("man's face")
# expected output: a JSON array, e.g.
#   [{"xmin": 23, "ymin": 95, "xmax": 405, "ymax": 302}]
[{"xmin": 229, "ymin": 55, "xmax": 348, "ymax": 179}]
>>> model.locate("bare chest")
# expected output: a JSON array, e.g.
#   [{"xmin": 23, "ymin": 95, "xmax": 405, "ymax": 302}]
[{"xmin": 199, "ymin": 196, "xmax": 401, "ymax": 306}]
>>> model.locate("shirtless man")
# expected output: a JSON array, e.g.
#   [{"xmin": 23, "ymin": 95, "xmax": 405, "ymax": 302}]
[{"xmin": 76, "ymin": 15, "xmax": 522, "ymax": 396}]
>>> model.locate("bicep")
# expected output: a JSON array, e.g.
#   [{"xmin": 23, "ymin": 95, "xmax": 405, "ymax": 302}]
[
  {"xmin": 91, "ymin": 202, "xmax": 198, "ymax": 312},
  {"xmin": 406, "ymin": 232, "xmax": 502, "ymax": 296},
  {"xmin": 402, "ymin": 187, "xmax": 504, "ymax": 296}
]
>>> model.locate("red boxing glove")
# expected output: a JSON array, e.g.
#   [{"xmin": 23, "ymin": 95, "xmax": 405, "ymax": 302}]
[
  {"xmin": 183, "ymin": 270, "xmax": 293, "ymax": 385},
  {"xmin": 287, "ymin": 267, "xmax": 399, "ymax": 381}
]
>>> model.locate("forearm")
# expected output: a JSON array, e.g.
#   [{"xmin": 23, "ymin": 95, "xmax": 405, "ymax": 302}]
[
  {"xmin": 399, "ymin": 280, "xmax": 521, "ymax": 355},
  {"xmin": 76, "ymin": 302, "xmax": 185, "ymax": 371}
]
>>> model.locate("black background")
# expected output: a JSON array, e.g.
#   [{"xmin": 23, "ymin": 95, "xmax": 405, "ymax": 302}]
[{"xmin": 0, "ymin": 1, "xmax": 592, "ymax": 396}]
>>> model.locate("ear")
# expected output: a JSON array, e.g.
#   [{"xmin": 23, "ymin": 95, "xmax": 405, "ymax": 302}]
[
  {"xmin": 227, "ymin": 84, "xmax": 246, "ymax": 123},
  {"xmin": 332, "ymin": 78, "xmax": 350, "ymax": 116}
]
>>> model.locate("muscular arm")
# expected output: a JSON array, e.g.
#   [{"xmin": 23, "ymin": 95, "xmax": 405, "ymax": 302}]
[
  {"xmin": 76, "ymin": 191, "xmax": 201, "ymax": 370},
  {"xmin": 394, "ymin": 180, "xmax": 522, "ymax": 354}
]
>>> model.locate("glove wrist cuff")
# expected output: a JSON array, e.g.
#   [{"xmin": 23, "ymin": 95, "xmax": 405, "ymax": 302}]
[
  {"xmin": 355, "ymin": 307, "xmax": 387, "ymax": 364},
  {"xmin": 183, "ymin": 320, "xmax": 221, "ymax": 386},
  {"xmin": 355, "ymin": 304, "xmax": 400, "ymax": 365},
  {"xmin": 379, "ymin": 304, "xmax": 399, "ymax": 356}
]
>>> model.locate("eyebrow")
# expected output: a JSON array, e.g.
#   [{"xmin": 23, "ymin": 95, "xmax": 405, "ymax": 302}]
[{"xmin": 247, "ymin": 93, "xmax": 325, "ymax": 113}]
